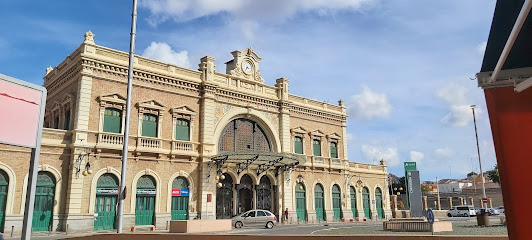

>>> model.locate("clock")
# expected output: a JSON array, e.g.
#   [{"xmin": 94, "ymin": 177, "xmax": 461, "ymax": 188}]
[{"xmin": 242, "ymin": 60, "xmax": 253, "ymax": 74}]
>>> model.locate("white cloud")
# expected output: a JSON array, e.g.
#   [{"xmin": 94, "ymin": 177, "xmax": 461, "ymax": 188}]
[
  {"xmin": 347, "ymin": 86, "xmax": 392, "ymax": 119},
  {"xmin": 435, "ymin": 148, "xmax": 454, "ymax": 158},
  {"xmin": 142, "ymin": 42, "xmax": 190, "ymax": 68},
  {"xmin": 346, "ymin": 133, "xmax": 355, "ymax": 142},
  {"xmin": 361, "ymin": 145, "xmax": 400, "ymax": 166},
  {"xmin": 410, "ymin": 151, "xmax": 424, "ymax": 164},
  {"xmin": 139, "ymin": 0, "xmax": 375, "ymax": 26},
  {"xmin": 477, "ymin": 41, "xmax": 487, "ymax": 54},
  {"xmin": 437, "ymin": 83, "xmax": 482, "ymax": 126},
  {"xmin": 437, "ymin": 83, "xmax": 468, "ymax": 105}
]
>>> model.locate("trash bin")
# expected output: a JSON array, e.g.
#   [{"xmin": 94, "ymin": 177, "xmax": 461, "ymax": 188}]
[{"xmin": 477, "ymin": 209, "xmax": 490, "ymax": 226}]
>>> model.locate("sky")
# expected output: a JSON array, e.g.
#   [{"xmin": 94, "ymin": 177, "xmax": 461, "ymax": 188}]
[{"xmin": 0, "ymin": 0, "xmax": 498, "ymax": 181}]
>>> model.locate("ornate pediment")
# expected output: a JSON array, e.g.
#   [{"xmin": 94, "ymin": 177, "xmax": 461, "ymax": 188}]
[
  {"xmin": 61, "ymin": 94, "xmax": 73, "ymax": 106},
  {"xmin": 309, "ymin": 130, "xmax": 325, "ymax": 138},
  {"xmin": 291, "ymin": 126, "xmax": 308, "ymax": 134},
  {"xmin": 171, "ymin": 105, "xmax": 197, "ymax": 116},
  {"xmin": 137, "ymin": 99, "xmax": 166, "ymax": 111},
  {"xmin": 225, "ymin": 47, "xmax": 264, "ymax": 83},
  {"xmin": 327, "ymin": 133, "xmax": 341, "ymax": 140},
  {"xmin": 99, "ymin": 93, "xmax": 127, "ymax": 105}
]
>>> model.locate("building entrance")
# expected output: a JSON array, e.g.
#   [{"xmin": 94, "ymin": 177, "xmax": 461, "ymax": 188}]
[
  {"xmin": 216, "ymin": 173, "xmax": 233, "ymax": 219},
  {"xmin": 238, "ymin": 174, "xmax": 253, "ymax": 214}
]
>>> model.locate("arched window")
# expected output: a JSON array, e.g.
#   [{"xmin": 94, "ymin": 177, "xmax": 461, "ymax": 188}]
[
  {"xmin": 175, "ymin": 118, "xmax": 190, "ymax": 141},
  {"xmin": 103, "ymin": 108, "xmax": 122, "ymax": 133},
  {"xmin": 142, "ymin": 114, "xmax": 158, "ymax": 137},
  {"xmin": 219, "ymin": 118, "xmax": 271, "ymax": 152}
]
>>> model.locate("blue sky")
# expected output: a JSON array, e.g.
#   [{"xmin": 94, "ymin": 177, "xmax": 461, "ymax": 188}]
[{"xmin": 0, "ymin": 0, "xmax": 498, "ymax": 181}]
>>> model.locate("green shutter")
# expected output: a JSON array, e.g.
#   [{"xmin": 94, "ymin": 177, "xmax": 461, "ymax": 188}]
[
  {"xmin": 332, "ymin": 185, "xmax": 342, "ymax": 221},
  {"xmin": 175, "ymin": 119, "xmax": 190, "ymax": 141},
  {"xmin": 142, "ymin": 114, "xmax": 158, "ymax": 137},
  {"xmin": 330, "ymin": 142, "xmax": 338, "ymax": 158},
  {"xmin": 103, "ymin": 108, "xmax": 122, "ymax": 133},
  {"xmin": 64, "ymin": 110, "xmax": 71, "ymax": 130},
  {"xmin": 313, "ymin": 139, "xmax": 321, "ymax": 156},
  {"xmin": 294, "ymin": 136, "xmax": 303, "ymax": 154}
]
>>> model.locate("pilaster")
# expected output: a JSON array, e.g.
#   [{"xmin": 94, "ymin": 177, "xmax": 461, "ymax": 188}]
[
  {"xmin": 276, "ymin": 78, "xmax": 291, "ymax": 153},
  {"xmin": 199, "ymin": 56, "xmax": 217, "ymax": 157}
]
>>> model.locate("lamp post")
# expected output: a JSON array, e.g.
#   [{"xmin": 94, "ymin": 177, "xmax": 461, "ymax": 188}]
[{"xmin": 471, "ymin": 105, "xmax": 487, "ymax": 209}]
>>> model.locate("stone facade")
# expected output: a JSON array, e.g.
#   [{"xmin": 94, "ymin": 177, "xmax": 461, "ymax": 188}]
[{"xmin": 0, "ymin": 31, "xmax": 390, "ymax": 233}]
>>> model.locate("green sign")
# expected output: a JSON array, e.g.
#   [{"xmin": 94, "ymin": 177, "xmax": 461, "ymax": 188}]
[
  {"xmin": 96, "ymin": 188, "xmax": 118, "ymax": 195},
  {"xmin": 404, "ymin": 162, "xmax": 417, "ymax": 208}
]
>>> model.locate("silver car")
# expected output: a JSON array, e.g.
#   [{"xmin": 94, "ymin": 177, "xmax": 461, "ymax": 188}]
[{"xmin": 231, "ymin": 210, "xmax": 277, "ymax": 229}]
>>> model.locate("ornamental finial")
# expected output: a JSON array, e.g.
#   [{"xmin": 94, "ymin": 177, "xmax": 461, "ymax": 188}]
[{"xmin": 84, "ymin": 30, "xmax": 95, "ymax": 43}]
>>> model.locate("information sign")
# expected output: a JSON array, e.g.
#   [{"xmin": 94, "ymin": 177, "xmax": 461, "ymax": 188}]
[
  {"xmin": 136, "ymin": 189, "xmax": 156, "ymax": 195},
  {"xmin": 171, "ymin": 188, "xmax": 189, "ymax": 196}
]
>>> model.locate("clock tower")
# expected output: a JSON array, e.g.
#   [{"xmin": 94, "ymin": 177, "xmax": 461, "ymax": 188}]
[{"xmin": 225, "ymin": 47, "xmax": 264, "ymax": 83}]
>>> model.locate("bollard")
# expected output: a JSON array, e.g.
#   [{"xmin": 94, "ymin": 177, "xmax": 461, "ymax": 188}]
[
  {"xmin": 10, "ymin": 226, "xmax": 13, "ymax": 238},
  {"xmin": 49, "ymin": 225, "xmax": 52, "ymax": 235},
  {"xmin": 166, "ymin": 221, "xmax": 169, "ymax": 230},
  {"xmin": 66, "ymin": 224, "xmax": 69, "ymax": 235}
]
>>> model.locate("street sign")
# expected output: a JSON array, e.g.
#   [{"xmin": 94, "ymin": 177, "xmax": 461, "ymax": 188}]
[
  {"xmin": 372, "ymin": 200, "xmax": 376, "ymax": 205},
  {"xmin": 427, "ymin": 209, "xmax": 435, "ymax": 225},
  {"xmin": 482, "ymin": 198, "xmax": 488, "ymax": 204}
]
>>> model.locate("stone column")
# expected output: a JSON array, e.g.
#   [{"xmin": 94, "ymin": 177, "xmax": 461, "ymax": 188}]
[
  {"xmin": 276, "ymin": 78, "xmax": 291, "ymax": 153},
  {"xmin": 448, "ymin": 197, "xmax": 453, "ymax": 209},
  {"xmin": 436, "ymin": 196, "xmax": 441, "ymax": 210},
  {"xmin": 469, "ymin": 197, "xmax": 475, "ymax": 207},
  {"xmin": 198, "ymin": 56, "xmax": 217, "ymax": 220},
  {"xmin": 489, "ymin": 198, "xmax": 493, "ymax": 208},
  {"xmin": 391, "ymin": 195, "xmax": 398, "ymax": 218},
  {"xmin": 422, "ymin": 196, "xmax": 428, "ymax": 211},
  {"xmin": 459, "ymin": 197, "xmax": 464, "ymax": 206}
]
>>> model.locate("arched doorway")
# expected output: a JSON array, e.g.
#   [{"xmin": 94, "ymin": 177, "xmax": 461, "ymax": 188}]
[
  {"xmin": 362, "ymin": 187, "xmax": 371, "ymax": 219},
  {"xmin": 171, "ymin": 177, "xmax": 189, "ymax": 220},
  {"xmin": 135, "ymin": 175, "xmax": 156, "ymax": 225},
  {"xmin": 238, "ymin": 174, "xmax": 253, "ymax": 214},
  {"xmin": 216, "ymin": 173, "xmax": 233, "ymax": 219},
  {"xmin": 314, "ymin": 184, "xmax": 325, "ymax": 222},
  {"xmin": 332, "ymin": 184, "xmax": 342, "ymax": 221},
  {"xmin": 0, "ymin": 170, "xmax": 8, "ymax": 232},
  {"xmin": 295, "ymin": 183, "xmax": 306, "ymax": 222},
  {"xmin": 218, "ymin": 118, "xmax": 271, "ymax": 152},
  {"xmin": 256, "ymin": 176, "xmax": 272, "ymax": 211},
  {"xmin": 94, "ymin": 173, "xmax": 118, "ymax": 230},
  {"xmin": 375, "ymin": 188, "xmax": 384, "ymax": 219},
  {"xmin": 33, "ymin": 172, "xmax": 55, "ymax": 231},
  {"xmin": 350, "ymin": 186, "xmax": 358, "ymax": 218}
]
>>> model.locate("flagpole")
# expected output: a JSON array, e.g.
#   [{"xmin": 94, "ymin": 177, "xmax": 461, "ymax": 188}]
[{"xmin": 117, "ymin": 0, "xmax": 138, "ymax": 233}]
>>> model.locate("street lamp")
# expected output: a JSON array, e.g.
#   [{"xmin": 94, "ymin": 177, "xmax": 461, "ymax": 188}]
[{"xmin": 471, "ymin": 105, "xmax": 488, "ymax": 209}]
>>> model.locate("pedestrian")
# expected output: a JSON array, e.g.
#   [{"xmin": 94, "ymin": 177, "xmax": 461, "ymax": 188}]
[{"xmin": 284, "ymin": 208, "xmax": 289, "ymax": 224}]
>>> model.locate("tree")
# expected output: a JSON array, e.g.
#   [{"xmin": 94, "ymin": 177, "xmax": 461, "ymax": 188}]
[
  {"xmin": 487, "ymin": 164, "xmax": 500, "ymax": 184},
  {"xmin": 467, "ymin": 171, "xmax": 478, "ymax": 177}
]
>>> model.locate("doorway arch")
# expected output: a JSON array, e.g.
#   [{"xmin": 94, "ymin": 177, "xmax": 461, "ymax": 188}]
[
  {"xmin": 135, "ymin": 175, "xmax": 156, "ymax": 225},
  {"xmin": 256, "ymin": 176, "xmax": 272, "ymax": 211},
  {"xmin": 314, "ymin": 184, "xmax": 325, "ymax": 222},
  {"xmin": 94, "ymin": 173, "xmax": 118, "ymax": 230},
  {"xmin": 362, "ymin": 187, "xmax": 371, "ymax": 219},
  {"xmin": 375, "ymin": 187, "xmax": 384, "ymax": 219},
  {"xmin": 33, "ymin": 172, "xmax": 55, "ymax": 232},
  {"xmin": 171, "ymin": 177, "xmax": 189, "ymax": 220},
  {"xmin": 216, "ymin": 173, "xmax": 233, "ymax": 219},
  {"xmin": 295, "ymin": 183, "xmax": 306, "ymax": 222},
  {"xmin": 332, "ymin": 184, "xmax": 342, "ymax": 221}
]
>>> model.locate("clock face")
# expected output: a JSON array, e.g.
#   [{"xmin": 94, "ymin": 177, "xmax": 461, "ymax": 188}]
[{"xmin": 242, "ymin": 61, "xmax": 253, "ymax": 74}]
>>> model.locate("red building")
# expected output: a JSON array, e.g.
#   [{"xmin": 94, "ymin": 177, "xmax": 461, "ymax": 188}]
[{"xmin": 476, "ymin": 1, "xmax": 532, "ymax": 239}]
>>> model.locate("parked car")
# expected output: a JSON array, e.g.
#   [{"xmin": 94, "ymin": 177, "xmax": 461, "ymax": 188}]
[
  {"xmin": 495, "ymin": 206, "xmax": 505, "ymax": 214},
  {"xmin": 447, "ymin": 205, "xmax": 476, "ymax": 217},
  {"xmin": 232, "ymin": 210, "xmax": 277, "ymax": 229},
  {"xmin": 487, "ymin": 208, "xmax": 500, "ymax": 215}
]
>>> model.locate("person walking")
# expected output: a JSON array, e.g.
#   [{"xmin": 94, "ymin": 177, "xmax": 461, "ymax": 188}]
[{"xmin": 284, "ymin": 208, "xmax": 289, "ymax": 224}]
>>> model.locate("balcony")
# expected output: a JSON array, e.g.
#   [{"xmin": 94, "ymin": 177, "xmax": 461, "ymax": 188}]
[{"xmin": 171, "ymin": 140, "xmax": 199, "ymax": 157}]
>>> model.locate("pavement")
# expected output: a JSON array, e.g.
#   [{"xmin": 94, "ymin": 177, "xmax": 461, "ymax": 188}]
[{"xmin": 1, "ymin": 215, "xmax": 506, "ymax": 239}]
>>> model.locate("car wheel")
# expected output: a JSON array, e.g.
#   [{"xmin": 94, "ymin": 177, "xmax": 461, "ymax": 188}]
[
  {"xmin": 266, "ymin": 221, "xmax": 274, "ymax": 229},
  {"xmin": 235, "ymin": 221, "xmax": 243, "ymax": 228},
  {"xmin": 447, "ymin": 213, "xmax": 451, "ymax": 217}
]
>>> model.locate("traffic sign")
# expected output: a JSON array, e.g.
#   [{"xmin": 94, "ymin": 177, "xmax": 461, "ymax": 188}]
[
  {"xmin": 427, "ymin": 209, "xmax": 435, "ymax": 225},
  {"xmin": 482, "ymin": 198, "xmax": 488, "ymax": 204}
]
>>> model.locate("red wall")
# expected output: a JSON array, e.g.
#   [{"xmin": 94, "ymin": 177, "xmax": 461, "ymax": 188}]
[{"xmin": 484, "ymin": 86, "xmax": 532, "ymax": 240}]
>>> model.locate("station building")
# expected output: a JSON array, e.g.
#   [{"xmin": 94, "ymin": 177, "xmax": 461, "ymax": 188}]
[{"xmin": 0, "ymin": 31, "xmax": 390, "ymax": 232}]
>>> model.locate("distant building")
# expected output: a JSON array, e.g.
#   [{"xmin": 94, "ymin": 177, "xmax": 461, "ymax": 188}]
[{"xmin": 437, "ymin": 179, "xmax": 473, "ymax": 193}]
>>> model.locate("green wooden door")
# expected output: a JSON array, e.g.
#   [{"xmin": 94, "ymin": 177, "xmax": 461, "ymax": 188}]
[
  {"xmin": 142, "ymin": 114, "xmax": 158, "ymax": 137},
  {"xmin": 175, "ymin": 119, "xmax": 190, "ymax": 141},
  {"xmin": 332, "ymin": 185, "xmax": 342, "ymax": 221},
  {"xmin": 33, "ymin": 172, "xmax": 55, "ymax": 232},
  {"xmin": 350, "ymin": 187, "xmax": 358, "ymax": 218},
  {"xmin": 171, "ymin": 177, "xmax": 189, "ymax": 220},
  {"xmin": 135, "ymin": 175, "xmax": 156, "ymax": 225},
  {"xmin": 103, "ymin": 108, "xmax": 122, "ymax": 133},
  {"xmin": 375, "ymin": 188, "xmax": 384, "ymax": 219},
  {"xmin": 295, "ymin": 183, "xmax": 306, "ymax": 222},
  {"xmin": 0, "ymin": 171, "xmax": 8, "ymax": 232},
  {"xmin": 314, "ymin": 184, "xmax": 325, "ymax": 222},
  {"xmin": 94, "ymin": 174, "xmax": 118, "ymax": 230},
  {"xmin": 362, "ymin": 187, "xmax": 371, "ymax": 219}
]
